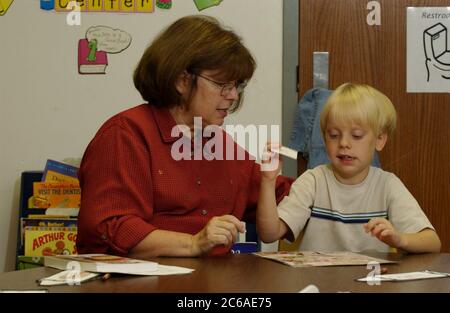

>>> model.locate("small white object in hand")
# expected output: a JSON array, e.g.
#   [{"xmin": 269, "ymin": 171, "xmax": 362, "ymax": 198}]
[{"xmin": 273, "ymin": 146, "xmax": 298, "ymax": 160}]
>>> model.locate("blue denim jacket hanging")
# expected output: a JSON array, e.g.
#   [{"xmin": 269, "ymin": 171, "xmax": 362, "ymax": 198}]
[{"xmin": 288, "ymin": 87, "xmax": 381, "ymax": 169}]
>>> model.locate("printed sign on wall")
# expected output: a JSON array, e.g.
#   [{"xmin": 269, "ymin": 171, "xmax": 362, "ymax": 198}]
[
  {"xmin": 407, "ymin": 7, "xmax": 450, "ymax": 93},
  {"xmin": 78, "ymin": 26, "xmax": 132, "ymax": 75},
  {"xmin": 40, "ymin": 0, "xmax": 154, "ymax": 13}
]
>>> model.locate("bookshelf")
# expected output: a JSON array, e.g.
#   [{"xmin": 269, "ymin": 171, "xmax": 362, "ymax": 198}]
[
  {"xmin": 16, "ymin": 171, "xmax": 46, "ymax": 269},
  {"xmin": 16, "ymin": 170, "xmax": 79, "ymax": 269}
]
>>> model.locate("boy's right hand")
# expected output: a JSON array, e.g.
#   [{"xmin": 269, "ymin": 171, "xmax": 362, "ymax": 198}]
[
  {"xmin": 261, "ymin": 141, "xmax": 282, "ymax": 180},
  {"xmin": 364, "ymin": 218, "xmax": 405, "ymax": 249}
]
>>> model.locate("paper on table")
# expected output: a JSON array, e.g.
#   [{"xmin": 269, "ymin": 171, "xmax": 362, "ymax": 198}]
[
  {"xmin": 38, "ymin": 270, "xmax": 100, "ymax": 286},
  {"xmin": 357, "ymin": 270, "xmax": 450, "ymax": 282},
  {"xmin": 128, "ymin": 264, "xmax": 194, "ymax": 276},
  {"xmin": 254, "ymin": 251, "xmax": 395, "ymax": 267},
  {"xmin": 39, "ymin": 264, "xmax": 194, "ymax": 285}
]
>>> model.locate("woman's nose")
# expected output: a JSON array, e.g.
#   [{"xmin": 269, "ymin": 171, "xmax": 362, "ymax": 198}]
[{"xmin": 225, "ymin": 86, "xmax": 240, "ymax": 101}]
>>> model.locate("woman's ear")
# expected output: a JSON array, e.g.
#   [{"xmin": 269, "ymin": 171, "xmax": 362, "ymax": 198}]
[
  {"xmin": 175, "ymin": 71, "xmax": 192, "ymax": 95},
  {"xmin": 375, "ymin": 133, "xmax": 388, "ymax": 152}
]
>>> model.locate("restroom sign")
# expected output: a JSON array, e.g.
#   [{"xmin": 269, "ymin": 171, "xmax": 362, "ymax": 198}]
[{"xmin": 407, "ymin": 7, "xmax": 450, "ymax": 93}]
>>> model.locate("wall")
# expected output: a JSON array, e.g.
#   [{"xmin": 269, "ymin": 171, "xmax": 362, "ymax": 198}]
[{"xmin": 0, "ymin": 0, "xmax": 283, "ymax": 272}]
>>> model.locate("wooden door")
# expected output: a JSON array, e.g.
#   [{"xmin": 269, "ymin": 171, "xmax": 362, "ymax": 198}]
[{"xmin": 298, "ymin": 0, "xmax": 450, "ymax": 251}]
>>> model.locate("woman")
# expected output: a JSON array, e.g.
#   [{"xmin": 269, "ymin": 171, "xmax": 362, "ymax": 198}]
[{"xmin": 76, "ymin": 15, "xmax": 293, "ymax": 258}]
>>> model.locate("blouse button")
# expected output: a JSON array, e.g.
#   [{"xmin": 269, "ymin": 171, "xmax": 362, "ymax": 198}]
[
  {"xmin": 101, "ymin": 234, "xmax": 108, "ymax": 241},
  {"xmin": 201, "ymin": 209, "xmax": 208, "ymax": 216},
  {"xmin": 197, "ymin": 180, "xmax": 201, "ymax": 186}
]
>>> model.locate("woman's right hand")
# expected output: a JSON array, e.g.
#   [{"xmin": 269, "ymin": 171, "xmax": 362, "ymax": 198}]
[{"xmin": 191, "ymin": 215, "xmax": 246, "ymax": 256}]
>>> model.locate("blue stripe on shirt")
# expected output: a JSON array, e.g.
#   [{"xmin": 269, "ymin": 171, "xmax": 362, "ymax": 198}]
[{"xmin": 310, "ymin": 207, "xmax": 388, "ymax": 224}]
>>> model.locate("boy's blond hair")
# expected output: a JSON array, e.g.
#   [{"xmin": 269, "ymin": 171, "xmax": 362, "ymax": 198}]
[{"xmin": 320, "ymin": 83, "xmax": 397, "ymax": 138}]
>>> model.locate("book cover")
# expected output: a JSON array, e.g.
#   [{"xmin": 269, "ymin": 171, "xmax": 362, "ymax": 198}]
[
  {"xmin": 28, "ymin": 182, "xmax": 81, "ymax": 209},
  {"xmin": 44, "ymin": 254, "xmax": 158, "ymax": 274},
  {"xmin": 42, "ymin": 159, "xmax": 79, "ymax": 183},
  {"xmin": 24, "ymin": 226, "xmax": 77, "ymax": 256},
  {"xmin": 20, "ymin": 217, "xmax": 77, "ymax": 247},
  {"xmin": 254, "ymin": 251, "xmax": 396, "ymax": 267},
  {"xmin": 78, "ymin": 39, "xmax": 108, "ymax": 74}
]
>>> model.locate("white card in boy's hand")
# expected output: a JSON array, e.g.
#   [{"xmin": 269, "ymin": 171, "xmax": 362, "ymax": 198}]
[{"xmin": 273, "ymin": 146, "xmax": 298, "ymax": 160}]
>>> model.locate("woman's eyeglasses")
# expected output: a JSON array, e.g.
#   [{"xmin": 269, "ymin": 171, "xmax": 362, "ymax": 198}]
[{"xmin": 196, "ymin": 74, "xmax": 247, "ymax": 97}]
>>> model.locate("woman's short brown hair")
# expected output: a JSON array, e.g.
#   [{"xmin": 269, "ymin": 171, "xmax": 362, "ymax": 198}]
[{"xmin": 133, "ymin": 15, "xmax": 256, "ymax": 112}]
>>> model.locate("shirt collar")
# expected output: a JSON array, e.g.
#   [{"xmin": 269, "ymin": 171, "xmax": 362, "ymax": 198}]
[{"xmin": 149, "ymin": 105, "xmax": 181, "ymax": 143}]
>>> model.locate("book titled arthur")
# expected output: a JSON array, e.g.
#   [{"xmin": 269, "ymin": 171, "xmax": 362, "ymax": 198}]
[
  {"xmin": 254, "ymin": 251, "xmax": 396, "ymax": 267},
  {"xmin": 20, "ymin": 217, "xmax": 77, "ymax": 247},
  {"xmin": 24, "ymin": 226, "xmax": 77, "ymax": 256},
  {"xmin": 44, "ymin": 254, "xmax": 158, "ymax": 274}
]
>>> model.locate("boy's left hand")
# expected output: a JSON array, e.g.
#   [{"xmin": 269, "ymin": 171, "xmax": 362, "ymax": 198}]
[{"xmin": 364, "ymin": 218, "xmax": 405, "ymax": 249}]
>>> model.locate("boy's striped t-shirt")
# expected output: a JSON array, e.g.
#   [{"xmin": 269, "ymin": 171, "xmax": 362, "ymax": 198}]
[{"xmin": 277, "ymin": 165, "xmax": 434, "ymax": 252}]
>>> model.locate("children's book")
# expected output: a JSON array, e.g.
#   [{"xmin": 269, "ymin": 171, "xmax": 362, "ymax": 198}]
[
  {"xmin": 42, "ymin": 159, "xmax": 79, "ymax": 184},
  {"xmin": 254, "ymin": 251, "xmax": 396, "ymax": 267},
  {"xmin": 44, "ymin": 254, "xmax": 159, "ymax": 274},
  {"xmin": 78, "ymin": 39, "xmax": 108, "ymax": 74},
  {"xmin": 20, "ymin": 217, "xmax": 77, "ymax": 247},
  {"xmin": 28, "ymin": 182, "xmax": 81, "ymax": 209},
  {"xmin": 24, "ymin": 226, "xmax": 77, "ymax": 256}
]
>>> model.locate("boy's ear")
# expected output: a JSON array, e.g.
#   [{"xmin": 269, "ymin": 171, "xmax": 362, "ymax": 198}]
[
  {"xmin": 175, "ymin": 71, "xmax": 192, "ymax": 95},
  {"xmin": 375, "ymin": 133, "xmax": 388, "ymax": 152}
]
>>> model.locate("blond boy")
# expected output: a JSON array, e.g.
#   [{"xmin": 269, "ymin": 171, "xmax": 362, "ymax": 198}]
[{"xmin": 258, "ymin": 83, "xmax": 441, "ymax": 253}]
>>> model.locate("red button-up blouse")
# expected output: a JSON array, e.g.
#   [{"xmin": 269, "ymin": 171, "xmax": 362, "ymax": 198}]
[{"xmin": 76, "ymin": 104, "xmax": 293, "ymax": 255}]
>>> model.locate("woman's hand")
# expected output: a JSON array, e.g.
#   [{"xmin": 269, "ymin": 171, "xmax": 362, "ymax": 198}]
[
  {"xmin": 191, "ymin": 215, "xmax": 246, "ymax": 255},
  {"xmin": 261, "ymin": 142, "xmax": 282, "ymax": 181},
  {"xmin": 364, "ymin": 218, "xmax": 405, "ymax": 249}
]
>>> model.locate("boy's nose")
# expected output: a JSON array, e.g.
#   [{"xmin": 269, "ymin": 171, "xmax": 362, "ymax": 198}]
[{"xmin": 339, "ymin": 136, "xmax": 351, "ymax": 148}]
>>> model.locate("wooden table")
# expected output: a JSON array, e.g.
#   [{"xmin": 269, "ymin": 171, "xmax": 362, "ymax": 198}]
[{"xmin": 1, "ymin": 253, "xmax": 449, "ymax": 293}]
